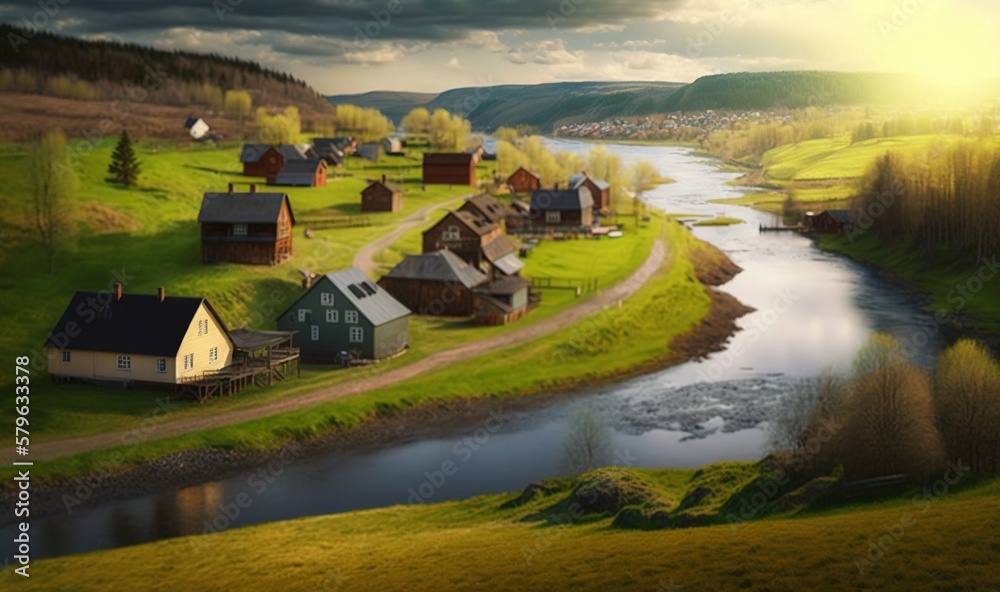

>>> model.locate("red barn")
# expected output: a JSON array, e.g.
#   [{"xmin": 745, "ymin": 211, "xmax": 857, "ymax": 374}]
[
  {"xmin": 423, "ymin": 153, "xmax": 477, "ymax": 186},
  {"xmin": 506, "ymin": 167, "xmax": 541, "ymax": 194},
  {"xmin": 569, "ymin": 173, "xmax": 611, "ymax": 212}
]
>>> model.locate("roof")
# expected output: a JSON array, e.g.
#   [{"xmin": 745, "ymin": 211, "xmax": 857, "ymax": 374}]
[
  {"xmin": 510, "ymin": 199, "xmax": 531, "ymax": 213},
  {"xmin": 423, "ymin": 153, "xmax": 475, "ymax": 166},
  {"xmin": 508, "ymin": 166, "xmax": 540, "ymax": 181},
  {"xmin": 530, "ymin": 187, "xmax": 594, "ymax": 212},
  {"xmin": 384, "ymin": 250, "xmax": 488, "ymax": 288},
  {"xmin": 492, "ymin": 252, "xmax": 525, "ymax": 276},
  {"xmin": 324, "ymin": 267, "xmax": 410, "ymax": 326},
  {"xmin": 311, "ymin": 138, "xmax": 345, "ymax": 162},
  {"xmin": 823, "ymin": 210, "xmax": 851, "ymax": 223},
  {"xmin": 477, "ymin": 276, "xmax": 530, "ymax": 296},
  {"xmin": 44, "ymin": 292, "xmax": 229, "ymax": 356},
  {"xmin": 198, "ymin": 192, "xmax": 295, "ymax": 225},
  {"xmin": 482, "ymin": 234, "xmax": 517, "ymax": 263},
  {"xmin": 450, "ymin": 210, "xmax": 498, "ymax": 236},
  {"xmin": 312, "ymin": 137, "xmax": 354, "ymax": 151},
  {"xmin": 570, "ymin": 173, "xmax": 610, "ymax": 191},
  {"xmin": 355, "ymin": 143, "xmax": 379, "ymax": 161},
  {"xmin": 239, "ymin": 144, "xmax": 305, "ymax": 163},
  {"xmin": 277, "ymin": 145, "xmax": 307, "ymax": 161},
  {"xmin": 273, "ymin": 159, "xmax": 325, "ymax": 186},
  {"xmin": 462, "ymin": 194, "xmax": 507, "ymax": 224},
  {"xmin": 229, "ymin": 329, "xmax": 296, "ymax": 351},
  {"xmin": 184, "ymin": 117, "xmax": 203, "ymax": 129},
  {"xmin": 364, "ymin": 179, "xmax": 402, "ymax": 194}
]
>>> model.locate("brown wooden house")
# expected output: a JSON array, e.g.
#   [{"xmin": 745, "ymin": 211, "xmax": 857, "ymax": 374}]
[
  {"xmin": 422, "ymin": 210, "xmax": 524, "ymax": 279},
  {"xmin": 459, "ymin": 193, "xmax": 508, "ymax": 226},
  {"xmin": 812, "ymin": 210, "xmax": 853, "ymax": 234},
  {"xmin": 198, "ymin": 185, "xmax": 295, "ymax": 265},
  {"xmin": 423, "ymin": 153, "xmax": 477, "ymax": 186},
  {"xmin": 529, "ymin": 186, "xmax": 594, "ymax": 231},
  {"xmin": 361, "ymin": 175, "xmax": 402, "ymax": 212},
  {"xmin": 240, "ymin": 144, "xmax": 306, "ymax": 178},
  {"xmin": 378, "ymin": 250, "xmax": 489, "ymax": 316},
  {"xmin": 507, "ymin": 166, "xmax": 541, "ymax": 194},
  {"xmin": 569, "ymin": 173, "xmax": 611, "ymax": 212},
  {"xmin": 473, "ymin": 276, "xmax": 531, "ymax": 326}
]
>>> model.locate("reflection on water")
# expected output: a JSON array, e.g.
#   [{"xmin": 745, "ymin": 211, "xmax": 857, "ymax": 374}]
[{"xmin": 6, "ymin": 141, "xmax": 946, "ymax": 560}]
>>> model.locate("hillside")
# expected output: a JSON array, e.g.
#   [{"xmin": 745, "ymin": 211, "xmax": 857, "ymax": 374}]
[{"xmin": 328, "ymin": 81, "xmax": 687, "ymax": 131}]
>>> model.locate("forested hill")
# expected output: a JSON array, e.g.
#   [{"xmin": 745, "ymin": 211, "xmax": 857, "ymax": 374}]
[{"xmin": 0, "ymin": 24, "xmax": 331, "ymax": 112}]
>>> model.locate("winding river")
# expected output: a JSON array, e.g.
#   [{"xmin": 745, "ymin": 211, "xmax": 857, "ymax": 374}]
[{"xmin": 9, "ymin": 140, "xmax": 947, "ymax": 560}]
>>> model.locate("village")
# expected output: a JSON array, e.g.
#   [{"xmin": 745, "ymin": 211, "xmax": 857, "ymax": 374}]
[{"xmin": 41, "ymin": 127, "xmax": 626, "ymax": 403}]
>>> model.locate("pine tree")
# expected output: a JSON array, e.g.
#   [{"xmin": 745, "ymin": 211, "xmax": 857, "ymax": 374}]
[{"xmin": 107, "ymin": 130, "xmax": 140, "ymax": 187}]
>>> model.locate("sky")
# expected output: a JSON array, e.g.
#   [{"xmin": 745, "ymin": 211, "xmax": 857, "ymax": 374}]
[{"xmin": 2, "ymin": 0, "xmax": 998, "ymax": 95}]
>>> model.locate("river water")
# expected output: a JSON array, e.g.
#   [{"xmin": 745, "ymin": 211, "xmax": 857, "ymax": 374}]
[{"xmin": 11, "ymin": 140, "xmax": 947, "ymax": 560}]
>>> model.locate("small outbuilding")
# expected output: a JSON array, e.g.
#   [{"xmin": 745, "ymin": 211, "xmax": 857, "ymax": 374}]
[
  {"xmin": 473, "ymin": 276, "xmax": 531, "ymax": 326},
  {"xmin": 276, "ymin": 267, "xmax": 410, "ymax": 360},
  {"xmin": 361, "ymin": 175, "xmax": 402, "ymax": 212},
  {"xmin": 507, "ymin": 167, "xmax": 541, "ymax": 194},
  {"xmin": 423, "ymin": 153, "xmax": 477, "ymax": 186},
  {"xmin": 269, "ymin": 158, "xmax": 328, "ymax": 187},
  {"xmin": 378, "ymin": 250, "xmax": 489, "ymax": 316},
  {"xmin": 529, "ymin": 186, "xmax": 594, "ymax": 230},
  {"xmin": 569, "ymin": 172, "xmax": 611, "ymax": 213},
  {"xmin": 240, "ymin": 144, "xmax": 307, "ymax": 178},
  {"xmin": 812, "ymin": 210, "xmax": 853, "ymax": 234},
  {"xmin": 184, "ymin": 117, "xmax": 212, "ymax": 141}
]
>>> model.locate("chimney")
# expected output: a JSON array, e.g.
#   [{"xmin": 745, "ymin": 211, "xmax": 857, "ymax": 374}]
[
  {"xmin": 228, "ymin": 183, "xmax": 234, "ymax": 194},
  {"xmin": 554, "ymin": 182, "xmax": 560, "ymax": 190},
  {"xmin": 113, "ymin": 283, "xmax": 122, "ymax": 301},
  {"xmin": 157, "ymin": 287, "xmax": 165, "ymax": 302},
  {"xmin": 382, "ymin": 174, "xmax": 386, "ymax": 184},
  {"xmin": 249, "ymin": 184, "xmax": 257, "ymax": 194}
]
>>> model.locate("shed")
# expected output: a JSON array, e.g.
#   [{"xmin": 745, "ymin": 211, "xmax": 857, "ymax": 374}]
[
  {"xmin": 813, "ymin": 210, "xmax": 853, "ymax": 234},
  {"xmin": 270, "ymin": 158, "xmax": 327, "ymax": 187},
  {"xmin": 361, "ymin": 175, "xmax": 402, "ymax": 212},
  {"xmin": 473, "ymin": 276, "xmax": 531, "ymax": 326},
  {"xmin": 423, "ymin": 153, "xmax": 477, "ymax": 186},
  {"xmin": 378, "ymin": 250, "xmax": 489, "ymax": 316},
  {"xmin": 507, "ymin": 166, "xmax": 541, "ymax": 194}
]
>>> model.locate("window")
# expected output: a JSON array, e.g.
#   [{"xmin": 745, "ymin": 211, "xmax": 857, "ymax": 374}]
[
  {"xmin": 349, "ymin": 327, "xmax": 364, "ymax": 343},
  {"xmin": 156, "ymin": 358, "xmax": 167, "ymax": 373},
  {"xmin": 442, "ymin": 225, "xmax": 461, "ymax": 241},
  {"xmin": 233, "ymin": 223, "xmax": 248, "ymax": 236},
  {"xmin": 320, "ymin": 292, "xmax": 335, "ymax": 306},
  {"xmin": 198, "ymin": 319, "xmax": 209, "ymax": 336},
  {"xmin": 298, "ymin": 309, "xmax": 311, "ymax": 322},
  {"xmin": 60, "ymin": 351, "xmax": 71, "ymax": 363},
  {"xmin": 545, "ymin": 211, "xmax": 561, "ymax": 223},
  {"xmin": 311, "ymin": 325, "xmax": 320, "ymax": 341},
  {"xmin": 117, "ymin": 355, "xmax": 131, "ymax": 370},
  {"xmin": 326, "ymin": 309, "xmax": 339, "ymax": 323},
  {"xmin": 183, "ymin": 353, "xmax": 194, "ymax": 371},
  {"xmin": 209, "ymin": 347, "xmax": 218, "ymax": 364},
  {"xmin": 345, "ymin": 310, "xmax": 358, "ymax": 324}
]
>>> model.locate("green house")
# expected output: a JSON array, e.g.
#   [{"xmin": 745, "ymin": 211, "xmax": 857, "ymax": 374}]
[{"xmin": 276, "ymin": 267, "xmax": 410, "ymax": 360}]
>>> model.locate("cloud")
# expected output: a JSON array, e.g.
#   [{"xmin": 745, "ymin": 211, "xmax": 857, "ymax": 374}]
[{"xmin": 505, "ymin": 39, "xmax": 580, "ymax": 65}]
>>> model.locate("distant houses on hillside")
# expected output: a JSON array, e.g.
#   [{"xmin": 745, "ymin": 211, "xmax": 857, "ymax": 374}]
[
  {"xmin": 184, "ymin": 116, "xmax": 214, "ymax": 141},
  {"xmin": 198, "ymin": 185, "xmax": 295, "ymax": 265}
]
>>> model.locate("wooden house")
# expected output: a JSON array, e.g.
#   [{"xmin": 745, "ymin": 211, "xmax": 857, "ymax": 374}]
[
  {"xmin": 184, "ymin": 117, "xmax": 212, "ymax": 141},
  {"xmin": 459, "ymin": 193, "xmax": 508, "ymax": 226},
  {"xmin": 277, "ymin": 267, "xmax": 410, "ymax": 360},
  {"xmin": 381, "ymin": 137, "xmax": 404, "ymax": 155},
  {"xmin": 310, "ymin": 139, "xmax": 344, "ymax": 167},
  {"xmin": 379, "ymin": 250, "xmax": 489, "ymax": 316},
  {"xmin": 423, "ymin": 153, "xmax": 477, "ymax": 186},
  {"xmin": 269, "ymin": 158, "xmax": 327, "ymax": 187},
  {"xmin": 355, "ymin": 142, "xmax": 380, "ymax": 162},
  {"xmin": 361, "ymin": 175, "xmax": 402, "ymax": 212},
  {"xmin": 45, "ymin": 284, "xmax": 234, "ymax": 386},
  {"xmin": 569, "ymin": 172, "xmax": 611, "ymax": 212},
  {"xmin": 507, "ymin": 167, "xmax": 541, "ymax": 194},
  {"xmin": 529, "ymin": 186, "xmax": 594, "ymax": 230},
  {"xmin": 421, "ymin": 210, "xmax": 523, "ymax": 279},
  {"xmin": 813, "ymin": 210, "xmax": 853, "ymax": 234},
  {"xmin": 240, "ymin": 144, "xmax": 306, "ymax": 177},
  {"xmin": 198, "ymin": 185, "xmax": 295, "ymax": 265},
  {"xmin": 473, "ymin": 276, "xmax": 531, "ymax": 326}
]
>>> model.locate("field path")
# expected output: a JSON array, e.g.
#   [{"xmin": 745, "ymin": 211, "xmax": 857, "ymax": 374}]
[
  {"xmin": 21, "ymin": 237, "xmax": 667, "ymax": 462},
  {"xmin": 352, "ymin": 194, "xmax": 469, "ymax": 276}
]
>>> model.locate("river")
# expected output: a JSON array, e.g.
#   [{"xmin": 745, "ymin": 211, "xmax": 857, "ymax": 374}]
[{"xmin": 11, "ymin": 140, "xmax": 947, "ymax": 560}]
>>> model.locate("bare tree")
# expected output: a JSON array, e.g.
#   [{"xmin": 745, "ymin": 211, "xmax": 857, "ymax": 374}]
[
  {"xmin": 934, "ymin": 339, "xmax": 1000, "ymax": 475},
  {"xmin": 29, "ymin": 128, "xmax": 78, "ymax": 274},
  {"xmin": 768, "ymin": 370, "xmax": 846, "ymax": 454},
  {"xmin": 559, "ymin": 407, "xmax": 613, "ymax": 476}
]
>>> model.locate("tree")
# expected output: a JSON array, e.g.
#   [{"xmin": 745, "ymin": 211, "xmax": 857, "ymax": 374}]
[
  {"xmin": 224, "ymin": 90, "xmax": 253, "ymax": 140},
  {"xmin": 629, "ymin": 160, "xmax": 660, "ymax": 195},
  {"xmin": 107, "ymin": 130, "xmax": 141, "ymax": 187},
  {"xmin": 401, "ymin": 107, "xmax": 431, "ymax": 134},
  {"xmin": 29, "ymin": 129, "xmax": 78, "ymax": 274},
  {"xmin": 934, "ymin": 340, "xmax": 1000, "ymax": 475},
  {"xmin": 559, "ymin": 407, "xmax": 613, "ymax": 476}
]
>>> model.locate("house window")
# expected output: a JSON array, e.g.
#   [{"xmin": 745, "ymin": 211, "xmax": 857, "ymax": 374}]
[
  {"xmin": 233, "ymin": 223, "xmax": 248, "ymax": 236},
  {"xmin": 442, "ymin": 225, "xmax": 461, "ymax": 241},
  {"xmin": 117, "ymin": 355, "xmax": 131, "ymax": 370},
  {"xmin": 311, "ymin": 325, "xmax": 320, "ymax": 341},
  {"xmin": 349, "ymin": 327, "xmax": 364, "ymax": 343},
  {"xmin": 298, "ymin": 309, "xmax": 311, "ymax": 322},
  {"xmin": 60, "ymin": 351, "xmax": 71, "ymax": 363},
  {"xmin": 345, "ymin": 310, "xmax": 358, "ymax": 324},
  {"xmin": 321, "ymin": 292, "xmax": 335, "ymax": 306},
  {"xmin": 545, "ymin": 211, "xmax": 561, "ymax": 223},
  {"xmin": 156, "ymin": 358, "xmax": 166, "ymax": 373},
  {"xmin": 326, "ymin": 309, "xmax": 339, "ymax": 323},
  {"xmin": 198, "ymin": 319, "xmax": 209, "ymax": 336},
  {"xmin": 183, "ymin": 353, "xmax": 194, "ymax": 371},
  {"xmin": 209, "ymin": 347, "xmax": 218, "ymax": 364}
]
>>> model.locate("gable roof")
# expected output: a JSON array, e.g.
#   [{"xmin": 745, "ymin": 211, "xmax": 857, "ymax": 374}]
[
  {"xmin": 312, "ymin": 137, "xmax": 354, "ymax": 151},
  {"xmin": 198, "ymin": 192, "xmax": 296, "ymax": 225},
  {"xmin": 273, "ymin": 159, "xmax": 325, "ymax": 186},
  {"xmin": 530, "ymin": 187, "xmax": 594, "ymax": 212},
  {"xmin": 364, "ymin": 179, "xmax": 401, "ymax": 194},
  {"xmin": 822, "ymin": 210, "xmax": 851, "ymax": 224},
  {"xmin": 508, "ymin": 166, "xmax": 540, "ymax": 181},
  {"xmin": 326, "ymin": 268, "xmax": 410, "ymax": 325},
  {"xmin": 424, "ymin": 153, "xmax": 475, "ymax": 166},
  {"xmin": 44, "ymin": 292, "xmax": 230, "ymax": 356},
  {"xmin": 481, "ymin": 234, "xmax": 517, "ymax": 264},
  {"xmin": 461, "ymin": 194, "xmax": 508, "ymax": 224},
  {"xmin": 384, "ymin": 250, "xmax": 488, "ymax": 288},
  {"xmin": 434, "ymin": 210, "xmax": 498, "ymax": 237},
  {"xmin": 277, "ymin": 145, "xmax": 307, "ymax": 161},
  {"xmin": 240, "ymin": 143, "xmax": 272, "ymax": 163},
  {"xmin": 570, "ymin": 173, "xmax": 610, "ymax": 191},
  {"xmin": 184, "ymin": 117, "xmax": 203, "ymax": 129}
]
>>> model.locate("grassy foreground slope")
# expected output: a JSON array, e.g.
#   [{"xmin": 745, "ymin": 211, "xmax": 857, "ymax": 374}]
[{"xmin": 8, "ymin": 466, "xmax": 1000, "ymax": 591}]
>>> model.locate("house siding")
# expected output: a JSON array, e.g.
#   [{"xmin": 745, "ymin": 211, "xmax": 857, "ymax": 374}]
[
  {"xmin": 373, "ymin": 316, "xmax": 409, "ymax": 359},
  {"xmin": 276, "ymin": 278, "xmax": 381, "ymax": 359},
  {"xmin": 174, "ymin": 302, "xmax": 235, "ymax": 381}
]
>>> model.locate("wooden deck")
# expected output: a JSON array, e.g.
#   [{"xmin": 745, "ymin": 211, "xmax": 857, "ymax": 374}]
[{"xmin": 176, "ymin": 334, "xmax": 301, "ymax": 402}]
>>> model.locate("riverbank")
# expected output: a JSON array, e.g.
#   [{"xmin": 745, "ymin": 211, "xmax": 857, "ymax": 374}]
[{"xmin": 0, "ymin": 225, "xmax": 752, "ymax": 519}]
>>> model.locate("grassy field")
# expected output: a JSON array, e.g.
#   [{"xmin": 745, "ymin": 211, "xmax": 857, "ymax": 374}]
[
  {"xmin": 9, "ymin": 463, "xmax": 999, "ymax": 591},
  {"xmin": 693, "ymin": 216, "xmax": 744, "ymax": 227},
  {"xmin": 0, "ymin": 139, "xmax": 669, "ymax": 449}
]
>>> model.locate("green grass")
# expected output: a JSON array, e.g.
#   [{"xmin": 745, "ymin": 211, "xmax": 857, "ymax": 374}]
[
  {"xmin": 9, "ymin": 464, "xmax": 999, "ymax": 591},
  {"xmin": 693, "ymin": 216, "xmax": 744, "ymax": 227},
  {"xmin": 708, "ymin": 192, "xmax": 786, "ymax": 213}
]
